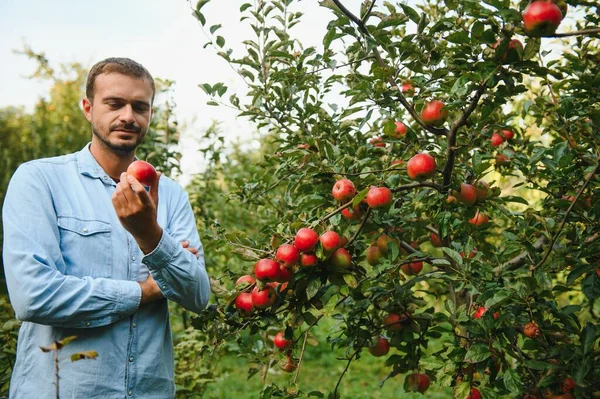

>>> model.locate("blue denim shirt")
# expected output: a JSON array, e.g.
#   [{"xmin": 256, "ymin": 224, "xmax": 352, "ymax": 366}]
[{"xmin": 2, "ymin": 144, "xmax": 210, "ymax": 398}]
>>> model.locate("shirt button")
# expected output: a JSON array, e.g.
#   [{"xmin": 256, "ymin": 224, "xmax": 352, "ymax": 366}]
[
  {"xmin": 86, "ymin": 322, "xmax": 91, "ymax": 326},
  {"xmin": 132, "ymin": 323, "xmax": 137, "ymax": 328},
  {"xmin": 128, "ymin": 390, "xmax": 133, "ymax": 396},
  {"xmin": 82, "ymin": 228, "xmax": 88, "ymax": 233},
  {"xmin": 129, "ymin": 356, "xmax": 134, "ymax": 362},
  {"xmin": 162, "ymin": 285, "xmax": 167, "ymax": 289},
  {"xmin": 132, "ymin": 256, "xmax": 136, "ymax": 261}
]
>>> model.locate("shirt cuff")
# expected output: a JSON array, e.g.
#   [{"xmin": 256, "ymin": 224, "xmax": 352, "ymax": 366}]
[
  {"xmin": 142, "ymin": 229, "xmax": 178, "ymax": 270},
  {"xmin": 116, "ymin": 280, "xmax": 142, "ymax": 315}
]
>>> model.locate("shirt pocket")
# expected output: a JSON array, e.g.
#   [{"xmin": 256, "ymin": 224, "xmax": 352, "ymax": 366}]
[{"xmin": 57, "ymin": 216, "xmax": 113, "ymax": 278}]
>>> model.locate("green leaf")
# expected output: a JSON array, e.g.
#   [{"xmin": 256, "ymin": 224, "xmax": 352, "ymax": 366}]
[
  {"xmin": 484, "ymin": 290, "xmax": 511, "ymax": 308},
  {"xmin": 581, "ymin": 322, "xmax": 597, "ymax": 355},
  {"xmin": 216, "ymin": 36, "xmax": 225, "ymax": 47},
  {"xmin": 306, "ymin": 278, "xmax": 321, "ymax": 300},
  {"xmin": 567, "ymin": 264, "xmax": 591, "ymax": 285},
  {"xmin": 503, "ymin": 368, "xmax": 522, "ymax": 395},
  {"xmin": 442, "ymin": 248, "xmax": 463, "ymax": 266},
  {"xmin": 399, "ymin": 4, "xmax": 420, "ymax": 23},
  {"xmin": 525, "ymin": 360, "xmax": 550, "ymax": 370},
  {"xmin": 240, "ymin": 3, "xmax": 252, "ymax": 12},
  {"xmin": 523, "ymin": 38, "xmax": 540, "ymax": 61},
  {"xmin": 464, "ymin": 344, "xmax": 490, "ymax": 363},
  {"xmin": 453, "ymin": 381, "xmax": 471, "ymax": 399},
  {"xmin": 343, "ymin": 274, "xmax": 358, "ymax": 288},
  {"xmin": 209, "ymin": 24, "xmax": 222, "ymax": 34}
]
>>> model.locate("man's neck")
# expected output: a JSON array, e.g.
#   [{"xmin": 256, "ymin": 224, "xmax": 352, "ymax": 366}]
[{"xmin": 89, "ymin": 141, "xmax": 135, "ymax": 181}]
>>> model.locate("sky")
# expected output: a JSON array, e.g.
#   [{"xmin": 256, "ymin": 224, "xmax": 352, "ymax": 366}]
[{"xmin": 0, "ymin": 0, "xmax": 364, "ymax": 180}]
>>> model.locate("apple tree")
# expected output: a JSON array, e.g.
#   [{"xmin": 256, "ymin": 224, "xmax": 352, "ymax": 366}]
[{"xmin": 189, "ymin": 0, "xmax": 600, "ymax": 398}]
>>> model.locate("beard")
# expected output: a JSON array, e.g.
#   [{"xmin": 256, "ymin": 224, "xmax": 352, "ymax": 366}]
[{"xmin": 91, "ymin": 121, "xmax": 146, "ymax": 155}]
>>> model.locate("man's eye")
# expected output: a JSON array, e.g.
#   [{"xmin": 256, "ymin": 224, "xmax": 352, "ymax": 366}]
[{"xmin": 107, "ymin": 102, "xmax": 122, "ymax": 109}]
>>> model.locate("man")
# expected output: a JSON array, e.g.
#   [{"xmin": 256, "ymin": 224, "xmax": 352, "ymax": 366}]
[{"xmin": 2, "ymin": 57, "xmax": 210, "ymax": 398}]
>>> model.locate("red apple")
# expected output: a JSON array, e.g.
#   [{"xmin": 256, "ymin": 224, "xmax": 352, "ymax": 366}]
[
  {"xmin": 366, "ymin": 186, "xmax": 393, "ymax": 209},
  {"xmin": 368, "ymin": 336, "xmax": 390, "ymax": 357},
  {"xmin": 370, "ymin": 137, "xmax": 386, "ymax": 147},
  {"xmin": 392, "ymin": 121, "xmax": 407, "ymax": 138},
  {"xmin": 460, "ymin": 248, "xmax": 478, "ymax": 259},
  {"xmin": 251, "ymin": 285, "xmax": 276, "ymax": 309},
  {"xmin": 342, "ymin": 203, "xmax": 363, "ymax": 220},
  {"xmin": 524, "ymin": 321, "xmax": 541, "ymax": 338},
  {"xmin": 430, "ymin": 233, "xmax": 443, "ymax": 247},
  {"xmin": 473, "ymin": 306, "xmax": 487, "ymax": 319},
  {"xmin": 401, "ymin": 81, "xmax": 415, "ymax": 95},
  {"xmin": 273, "ymin": 332, "xmax": 292, "ymax": 350},
  {"xmin": 320, "ymin": 231, "xmax": 341, "ymax": 253},
  {"xmin": 332, "ymin": 179, "xmax": 357, "ymax": 202},
  {"xmin": 377, "ymin": 234, "xmax": 398, "ymax": 254},
  {"xmin": 127, "ymin": 160, "xmax": 157, "ymax": 186},
  {"xmin": 366, "ymin": 245, "xmax": 383, "ymax": 266},
  {"xmin": 494, "ymin": 38, "xmax": 524, "ymax": 63},
  {"xmin": 235, "ymin": 274, "xmax": 256, "ymax": 290},
  {"xmin": 523, "ymin": 1, "xmax": 563, "ymax": 37},
  {"xmin": 406, "ymin": 373, "xmax": 431, "ymax": 393},
  {"xmin": 468, "ymin": 388, "xmax": 482, "ymax": 399},
  {"xmin": 496, "ymin": 153, "xmax": 510, "ymax": 165},
  {"xmin": 491, "ymin": 132, "xmax": 505, "ymax": 147},
  {"xmin": 300, "ymin": 253, "xmax": 319, "ymax": 267},
  {"xmin": 295, "ymin": 228, "xmax": 319, "ymax": 252},
  {"xmin": 254, "ymin": 259, "xmax": 281, "ymax": 281},
  {"xmin": 276, "ymin": 244, "xmax": 299, "ymax": 268},
  {"xmin": 407, "ymin": 153, "xmax": 436, "ymax": 180},
  {"xmin": 401, "ymin": 261, "xmax": 423, "ymax": 275},
  {"xmin": 500, "ymin": 129, "xmax": 515, "ymax": 140},
  {"xmin": 276, "ymin": 264, "xmax": 294, "ymax": 282},
  {"xmin": 235, "ymin": 292, "xmax": 253, "ymax": 313},
  {"xmin": 474, "ymin": 181, "xmax": 489, "ymax": 203},
  {"xmin": 383, "ymin": 312, "xmax": 409, "ymax": 332},
  {"xmin": 469, "ymin": 211, "xmax": 489, "ymax": 227},
  {"xmin": 458, "ymin": 183, "xmax": 477, "ymax": 206},
  {"xmin": 421, "ymin": 100, "xmax": 448, "ymax": 126},
  {"xmin": 561, "ymin": 377, "xmax": 576, "ymax": 393},
  {"xmin": 330, "ymin": 248, "xmax": 352, "ymax": 268}
]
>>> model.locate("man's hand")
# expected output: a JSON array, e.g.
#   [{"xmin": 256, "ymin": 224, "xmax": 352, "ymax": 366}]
[
  {"xmin": 112, "ymin": 172, "xmax": 163, "ymax": 254},
  {"xmin": 138, "ymin": 274, "xmax": 165, "ymax": 305},
  {"xmin": 181, "ymin": 240, "xmax": 200, "ymax": 258}
]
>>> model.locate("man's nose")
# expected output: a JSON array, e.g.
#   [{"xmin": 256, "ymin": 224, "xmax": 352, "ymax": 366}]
[{"xmin": 119, "ymin": 104, "xmax": 135, "ymax": 123}]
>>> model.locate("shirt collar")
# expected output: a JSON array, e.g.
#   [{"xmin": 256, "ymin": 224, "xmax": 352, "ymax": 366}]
[{"xmin": 77, "ymin": 143, "xmax": 106, "ymax": 179}]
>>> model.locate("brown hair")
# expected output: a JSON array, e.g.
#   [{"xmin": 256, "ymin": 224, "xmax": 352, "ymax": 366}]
[{"xmin": 85, "ymin": 57, "xmax": 155, "ymax": 103}]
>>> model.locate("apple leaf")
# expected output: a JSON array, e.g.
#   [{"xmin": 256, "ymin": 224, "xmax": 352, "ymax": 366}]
[
  {"xmin": 503, "ymin": 368, "xmax": 522, "ymax": 395},
  {"xmin": 464, "ymin": 344, "xmax": 491, "ymax": 363},
  {"xmin": 442, "ymin": 248, "xmax": 463, "ymax": 266},
  {"xmin": 453, "ymin": 381, "xmax": 471, "ymax": 399}
]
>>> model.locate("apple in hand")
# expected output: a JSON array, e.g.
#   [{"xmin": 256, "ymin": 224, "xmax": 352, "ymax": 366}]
[
  {"xmin": 407, "ymin": 153, "xmax": 436, "ymax": 181},
  {"xmin": 127, "ymin": 160, "xmax": 157, "ymax": 186},
  {"xmin": 332, "ymin": 179, "xmax": 357, "ymax": 202},
  {"xmin": 523, "ymin": 1, "xmax": 563, "ymax": 37},
  {"xmin": 420, "ymin": 100, "xmax": 448, "ymax": 126},
  {"xmin": 366, "ymin": 186, "xmax": 393, "ymax": 209}
]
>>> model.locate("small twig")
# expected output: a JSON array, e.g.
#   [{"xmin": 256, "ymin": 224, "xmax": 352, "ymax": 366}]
[
  {"xmin": 293, "ymin": 328, "xmax": 311, "ymax": 384},
  {"xmin": 552, "ymin": 27, "xmax": 600, "ymax": 37},
  {"xmin": 391, "ymin": 181, "xmax": 444, "ymax": 194},
  {"xmin": 347, "ymin": 207, "xmax": 372, "ymax": 246},
  {"xmin": 361, "ymin": 0, "xmax": 376, "ymax": 24},
  {"xmin": 318, "ymin": 200, "xmax": 353, "ymax": 225},
  {"xmin": 333, "ymin": 345, "xmax": 362, "ymax": 397},
  {"xmin": 532, "ymin": 161, "xmax": 600, "ymax": 272},
  {"xmin": 308, "ymin": 56, "xmax": 375, "ymax": 75}
]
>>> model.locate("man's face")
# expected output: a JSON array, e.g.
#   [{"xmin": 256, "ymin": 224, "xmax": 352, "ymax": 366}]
[{"xmin": 82, "ymin": 72, "xmax": 153, "ymax": 155}]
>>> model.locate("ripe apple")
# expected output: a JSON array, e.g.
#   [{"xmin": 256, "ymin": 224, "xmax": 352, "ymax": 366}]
[
  {"xmin": 127, "ymin": 160, "xmax": 157, "ymax": 186},
  {"xmin": 420, "ymin": 100, "xmax": 448, "ymax": 126},
  {"xmin": 473, "ymin": 306, "xmax": 487, "ymax": 319},
  {"xmin": 300, "ymin": 253, "xmax": 319, "ymax": 267},
  {"xmin": 474, "ymin": 181, "xmax": 489, "ymax": 203},
  {"xmin": 342, "ymin": 203, "xmax": 363, "ymax": 220},
  {"xmin": 276, "ymin": 244, "xmax": 299, "ymax": 268},
  {"xmin": 254, "ymin": 259, "xmax": 281, "ymax": 281},
  {"xmin": 447, "ymin": 195, "xmax": 457, "ymax": 204},
  {"xmin": 407, "ymin": 153, "xmax": 436, "ymax": 181},
  {"xmin": 468, "ymin": 388, "xmax": 482, "ymax": 399},
  {"xmin": 235, "ymin": 274, "xmax": 256, "ymax": 290},
  {"xmin": 235, "ymin": 292, "xmax": 253, "ymax": 313},
  {"xmin": 383, "ymin": 312, "xmax": 409, "ymax": 332},
  {"xmin": 501, "ymin": 129, "xmax": 515, "ymax": 140},
  {"xmin": 561, "ymin": 377, "xmax": 575, "ymax": 393},
  {"xmin": 524, "ymin": 321, "xmax": 541, "ymax": 338},
  {"xmin": 490, "ymin": 132, "xmax": 505, "ymax": 147},
  {"xmin": 469, "ymin": 211, "xmax": 489, "ymax": 227},
  {"xmin": 330, "ymin": 248, "xmax": 352, "ymax": 268},
  {"xmin": 276, "ymin": 264, "xmax": 294, "ymax": 282},
  {"xmin": 366, "ymin": 245, "xmax": 383, "ymax": 266},
  {"xmin": 493, "ymin": 38, "xmax": 524, "ymax": 63},
  {"xmin": 377, "ymin": 234, "xmax": 398, "ymax": 254},
  {"xmin": 370, "ymin": 137, "xmax": 386, "ymax": 147},
  {"xmin": 320, "ymin": 231, "xmax": 341, "ymax": 253},
  {"xmin": 430, "ymin": 233, "xmax": 443, "ymax": 247},
  {"xmin": 406, "ymin": 373, "xmax": 430, "ymax": 393},
  {"xmin": 401, "ymin": 81, "xmax": 415, "ymax": 95},
  {"xmin": 366, "ymin": 186, "xmax": 393, "ymax": 209},
  {"xmin": 523, "ymin": 1, "xmax": 563, "ymax": 37},
  {"xmin": 495, "ymin": 153, "xmax": 510, "ymax": 165},
  {"xmin": 251, "ymin": 285, "xmax": 276, "ymax": 309},
  {"xmin": 391, "ymin": 121, "xmax": 407, "ymax": 138},
  {"xmin": 401, "ymin": 261, "xmax": 423, "ymax": 275},
  {"xmin": 295, "ymin": 228, "xmax": 319, "ymax": 252},
  {"xmin": 368, "ymin": 336, "xmax": 390, "ymax": 357},
  {"xmin": 457, "ymin": 183, "xmax": 477, "ymax": 206},
  {"xmin": 332, "ymin": 179, "xmax": 357, "ymax": 202},
  {"xmin": 273, "ymin": 331, "xmax": 292, "ymax": 350}
]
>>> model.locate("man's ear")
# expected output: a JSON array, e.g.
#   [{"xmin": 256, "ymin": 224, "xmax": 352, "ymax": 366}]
[{"xmin": 81, "ymin": 97, "xmax": 93, "ymax": 122}]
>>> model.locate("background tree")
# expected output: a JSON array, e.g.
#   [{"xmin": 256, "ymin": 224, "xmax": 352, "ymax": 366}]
[{"xmin": 188, "ymin": 0, "xmax": 600, "ymax": 398}]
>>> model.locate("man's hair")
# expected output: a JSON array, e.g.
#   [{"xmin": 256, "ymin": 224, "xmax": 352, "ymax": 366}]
[{"xmin": 86, "ymin": 57, "xmax": 155, "ymax": 104}]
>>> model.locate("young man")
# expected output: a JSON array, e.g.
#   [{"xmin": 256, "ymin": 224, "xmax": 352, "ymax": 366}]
[{"xmin": 2, "ymin": 57, "xmax": 210, "ymax": 398}]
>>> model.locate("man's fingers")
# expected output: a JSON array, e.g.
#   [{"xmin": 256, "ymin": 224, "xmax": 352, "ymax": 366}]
[
  {"xmin": 181, "ymin": 240, "xmax": 190, "ymax": 248},
  {"xmin": 126, "ymin": 174, "xmax": 153, "ymax": 206},
  {"xmin": 149, "ymin": 172, "xmax": 161, "ymax": 207}
]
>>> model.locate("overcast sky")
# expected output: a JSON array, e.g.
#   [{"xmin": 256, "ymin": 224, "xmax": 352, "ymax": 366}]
[{"xmin": 0, "ymin": 0, "xmax": 371, "ymax": 178}]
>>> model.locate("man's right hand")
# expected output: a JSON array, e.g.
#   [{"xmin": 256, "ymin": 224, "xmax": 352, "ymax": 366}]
[{"xmin": 138, "ymin": 274, "xmax": 165, "ymax": 305}]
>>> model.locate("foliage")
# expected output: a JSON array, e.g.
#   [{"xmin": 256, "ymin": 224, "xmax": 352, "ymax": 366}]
[
  {"xmin": 188, "ymin": 0, "xmax": 600, "ymax": 398},
  {"xmin": 0, "ymin": 296, "xmax": 19, "ymax": 397}
]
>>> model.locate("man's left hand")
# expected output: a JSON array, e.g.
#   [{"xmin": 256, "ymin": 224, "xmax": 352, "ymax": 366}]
[{"xmin": 112, "ymin": 172, "xmax": 163, "ymax": 254}]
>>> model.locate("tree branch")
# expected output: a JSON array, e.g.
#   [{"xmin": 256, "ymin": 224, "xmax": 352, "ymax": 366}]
[
  {"xmin": 347, "ymin": 207, "xmax": 372, "ymax": 246},
  {"xmin": 494, "ymin": 235, "xmax": 548, "ymax": 275},
  {"xmin": 391, "ymin": 181, "xmax": 444, "ymax": 194},
  {"xmin": 552, "ymin": 27, "xmax": 600, "ymax": 37},
  {"xmin": 361, "ymin": 0, "xmax": 376, "ymax": 24}
]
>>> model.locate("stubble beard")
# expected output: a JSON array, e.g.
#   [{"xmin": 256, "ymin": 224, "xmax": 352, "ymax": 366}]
[{"xmin": 91, "ymin": 123, "xmax": 146, "ymax": 156}]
